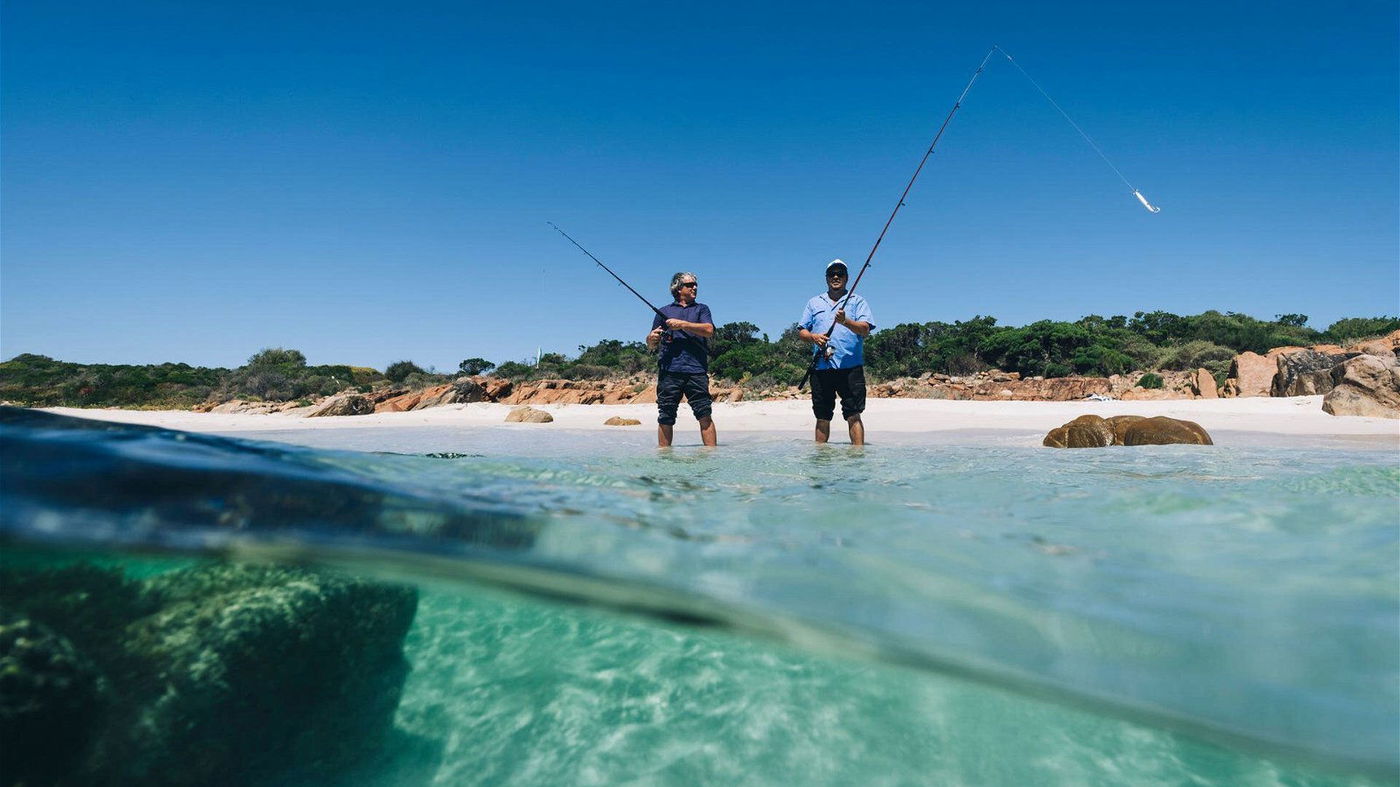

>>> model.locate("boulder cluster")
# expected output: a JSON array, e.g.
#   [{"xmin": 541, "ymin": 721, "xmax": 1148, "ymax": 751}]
[
  {"xmin": 0, "ymin": 562, "xmax": 418, "ymax": 786},
  {"xmin": 1043, "ymin": 415, "xmax": 1213, "ymax": 448},
  {"xmin": 1223, "ymin": 329, "xmax": 1399, "ymax": 417}
]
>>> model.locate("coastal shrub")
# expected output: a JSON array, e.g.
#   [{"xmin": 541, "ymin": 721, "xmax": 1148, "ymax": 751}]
[
  {"xmin": 385, "ymin": 360, "xmax": 425, "ymax": 383},
  {"xmin": 458, "ymin": 357, "xmax": 495, "ymax": 376},
  {"xmin": 574, "ymin": 340, "xmax": 652, "ymax": 374},
  {"xmin": 982, "ymin": 321, "xmax": 1096, "ymax": 378},
  {"xmin": 569, "ymin": 364, "xmax": 612, "ymax": 380},
  {"xmin": 1322, "ymin": 316, "xmax": 1400, "ymax": 342},
  {"xmin": 492, "ymin": 361, "xmax": 534, "ymax": 381},
  {"xmin": 1138, "ymin": 373, "xmax": 1164, "ymax": 389},
  {"xmin": 1151, "ymin": 340, "xmax": 1237, "ymax": 375},
  {"xmin": 247, "ymin": 348, "xmax": 307, "ymax": 369},
  {"xmin": 349, "ymin": 366, "xmax": 383, "ymax": 386}
]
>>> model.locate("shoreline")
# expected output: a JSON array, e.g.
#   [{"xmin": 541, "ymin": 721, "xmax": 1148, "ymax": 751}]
[{"xmin": 35, "ymin": 397, "xmax": 1400, "ymax": 449}]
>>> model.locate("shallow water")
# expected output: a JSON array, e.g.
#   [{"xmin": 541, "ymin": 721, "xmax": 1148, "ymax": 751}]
[{"xmin": 2, "ymin": 408, "xmax": 1397, "ymax": 784}]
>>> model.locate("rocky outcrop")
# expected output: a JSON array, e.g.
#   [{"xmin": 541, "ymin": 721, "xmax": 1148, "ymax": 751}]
[
  {"xmin": 477, "ymin": 376, "xmax": 513, "ymax": 400},
  {"xmin": 1044, "ymin": 414, "xmax": 1212, "ymax": 447},
  {"xmin": 0, "ymin": 562, "xmax": 418, "ymax": 786},
  {"xmin": 307, "ymin": 393, "xmax": 375, "ymax": 417},
  {"xmin": 375, "ymin": 378, "xmax": 488, "ymax": 413},
  {"xmin": 1272, "ymin": 349, "xmax": 1356, "ymax": 397},
  {"xmin": 1322, "ymin": 354, "xmax": 1400, "ymax": 418},
  {"xmin": 506, "ymin": 405, "xmax": 553, "ymax": 423},
  {"xmin": 200, "ymin": 399, "xmax": 309, "ymax": 415},
  {"xmin": 1348, "ymin": 329, "xmax": 1400, "ymax": 359},
  {"xmin": 604, "ymin": 416, "xmax": 641, "ymax": 426}
]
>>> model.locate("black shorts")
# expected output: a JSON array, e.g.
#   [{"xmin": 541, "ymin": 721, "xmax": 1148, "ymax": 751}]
[
  {"xmin": 810, "ymin": 365, "xmax": 866, "ymax": 421},
  {"xmin": 656, "ymin": 371, "xmax": 713, "ymax": 425}
]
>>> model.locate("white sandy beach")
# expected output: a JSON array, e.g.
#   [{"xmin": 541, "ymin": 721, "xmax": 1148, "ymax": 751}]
[{"xmin": 42, "ymin": 396, "xmax": 1400, "ymax": 448}]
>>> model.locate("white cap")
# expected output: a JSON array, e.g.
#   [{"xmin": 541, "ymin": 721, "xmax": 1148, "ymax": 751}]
[{"xmin": 825, "ymin": 258, "xmax": 848, "ymax": 275}]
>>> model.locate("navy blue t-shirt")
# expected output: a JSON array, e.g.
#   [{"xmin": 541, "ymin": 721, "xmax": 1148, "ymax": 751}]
[{"xmin": 652, "ymin": 302, "xmax": 712, "ymax": 374}]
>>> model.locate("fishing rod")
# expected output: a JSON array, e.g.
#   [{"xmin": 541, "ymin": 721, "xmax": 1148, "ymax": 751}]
[
  {"xmin": 797, "ymin": 47, "xmax": 1162, "ymax": 389},
  {"xmin": 798, "ymin": 47, "xmax": 998, "ymax": 391},
  {"xmin": 547, "ymin": 222, "xmax": 692, "ymax": 343}
]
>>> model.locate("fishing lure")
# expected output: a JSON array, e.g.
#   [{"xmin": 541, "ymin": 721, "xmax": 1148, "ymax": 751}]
[{"xmin": 996, "ymin": 46, "xmax": 1162, "ymax": 214}]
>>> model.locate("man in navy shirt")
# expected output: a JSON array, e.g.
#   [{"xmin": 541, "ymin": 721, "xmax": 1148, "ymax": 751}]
[
  {"xmin": 799, "ymin": 259, "xmax": 875, "ymax": 445},
  {"xmin": 647, "ymin": 271, "xmax": 717, "ymax": 447}
]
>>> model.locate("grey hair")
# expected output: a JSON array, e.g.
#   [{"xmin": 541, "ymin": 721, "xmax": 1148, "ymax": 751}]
[{"xmin": 669, "ymin": 271, "xmax": 698, "ymax": 297}]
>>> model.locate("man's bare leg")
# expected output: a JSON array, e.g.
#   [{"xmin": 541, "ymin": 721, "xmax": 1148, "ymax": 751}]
[
  {"xmin": 658, "ymin": 424, "xmax": 674, "ymax": 448},
  {"xmin": 847, "ymin": 415, "xmax": 865, "ymax": 446},
  {"xmin": 698, "ymin": 416, "xmax": 717, "ymax": 446},
  {"xmin": 815, "ymin": 419, "xmax": 831, "ymax": 443}
]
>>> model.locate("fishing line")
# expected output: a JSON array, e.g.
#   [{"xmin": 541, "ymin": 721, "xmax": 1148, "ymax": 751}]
[{"xmin": 994, "ymin": 46, "xmax": 1161, "ymax": 213}]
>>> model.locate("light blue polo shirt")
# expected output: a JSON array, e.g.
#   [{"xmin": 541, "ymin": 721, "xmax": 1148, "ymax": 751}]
[{"xmin": 800, "ymin": 292, "xmax": 875, "ymax": 370}]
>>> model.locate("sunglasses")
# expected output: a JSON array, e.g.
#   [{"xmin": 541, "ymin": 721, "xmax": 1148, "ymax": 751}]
[
  {"xmin": 827, "ymin": 272, "xmax": 848, "ymax": 279},
  {"xmin": 677, "ymin": 281, "xmax": 698, "ymax": 289}
]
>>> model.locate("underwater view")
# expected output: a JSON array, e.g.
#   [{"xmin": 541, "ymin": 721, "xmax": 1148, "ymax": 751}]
[{"xmin": 2, "ymin": 406, "xmax": 1396, "ymax": 785}]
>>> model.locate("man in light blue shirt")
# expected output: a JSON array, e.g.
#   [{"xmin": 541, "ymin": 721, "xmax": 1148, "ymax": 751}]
[{"xmin": 799, "ymin": 259, "xmax": 875, "ymax": 445}]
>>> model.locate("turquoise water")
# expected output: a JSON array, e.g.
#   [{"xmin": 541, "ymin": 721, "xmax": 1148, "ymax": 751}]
[{"xmin": 2, "ymin": 409, "xmax": 1397, "ymax": 784}]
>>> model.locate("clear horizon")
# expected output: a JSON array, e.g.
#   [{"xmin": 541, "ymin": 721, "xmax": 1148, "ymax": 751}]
[{"xmin": 3, "ymin": 1, "xmax": 1397, "ymax": 372}]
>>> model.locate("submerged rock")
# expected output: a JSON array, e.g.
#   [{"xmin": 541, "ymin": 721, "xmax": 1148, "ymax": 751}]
[
  {"xmin": 1104, "ymin": 415, "xmax": 1147, "ymax": 445},
  {"xmin": 0, "ymin": 562, "xmax": 418, "ymax": 786},
  {"xmin": 0, "ymin": 612, "xmax": 106, "ymax": 787},
  {"xmin": 1041, "ymin": 414, "xmax": 1115, "ymax": 448},
  {"xmin": 604, "ymin": 416, "xmax": 641, "ymax": 426},
  {"xmin": 1121, "ymin": 416, "xmax": 1214, "ymax": 446},
  {"xmin": 1043, "ymin": 414, "xmax": 1212, "ymax": 447}
]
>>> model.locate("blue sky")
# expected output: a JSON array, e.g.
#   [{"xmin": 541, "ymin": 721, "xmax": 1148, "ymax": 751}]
[{"xmin": 3, "ymin": 0, "xmax": 1396, "ymax": 370}]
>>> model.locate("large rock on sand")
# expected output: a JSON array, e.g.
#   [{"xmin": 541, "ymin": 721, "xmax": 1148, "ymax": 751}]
[
  {"xmin": 1191, "ymin": 368, "xmax": 1218, "ymax": 399},
  {"xmin": 308, "ymin": 393, "xmax": 375, "ymax": 417},
  {"xmin": 1224, "ymin": 351, "xmax": 1277, "ymax": 397},
  {"xmin": 1044, "ymin": 414, "xmax": 1212, "ymax": 447},
  {"xmin": 506, "ymin": 406, "xmax": 553, "ymax": 423},
  {"xmin": 1322, "ymin": 354, "xmax": 1400, "ymax": 418}
]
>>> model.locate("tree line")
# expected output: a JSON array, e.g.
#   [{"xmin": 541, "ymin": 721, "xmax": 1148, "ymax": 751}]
[{"xmin": 2, "ymin": 312, "xmax": 1394, "ymax": 407}]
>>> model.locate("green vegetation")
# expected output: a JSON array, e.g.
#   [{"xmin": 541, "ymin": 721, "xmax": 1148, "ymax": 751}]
[
  {"xmin": 0, "ymin": 349, "xmax": 376, "ymax": 408},
  {"xmin": 458, "ymin": 357, "xmax": 495, "ymax": 375},
  {"xmin": 384, "ymin": 360, "xmax": 426, "ymax": 383},
  {"xmin": 2, "ymin": 312, "xmax": 1393, "ymax": 407},
  {"xmin": 1137, "ymin": 373, "xmax": 1165, "ymax": 389}
]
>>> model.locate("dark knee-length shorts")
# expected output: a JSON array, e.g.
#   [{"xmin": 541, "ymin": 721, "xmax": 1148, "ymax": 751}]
[
  {"xmin": 656, "ymin": 371, "xmax": 713, "ymax": 425},
  {"xmin": 810, "ymin": 365, "xmax": 866, "ymax": 421}
]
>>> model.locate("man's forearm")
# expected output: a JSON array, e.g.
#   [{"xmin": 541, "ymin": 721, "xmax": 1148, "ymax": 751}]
[{"xmin": 675, "ymin": 321, "xmax": 714, "ymax": 337}]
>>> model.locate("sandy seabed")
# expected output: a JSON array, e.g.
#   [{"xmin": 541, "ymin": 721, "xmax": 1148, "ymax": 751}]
[{"xmin": 42, "ymin": 396, "xmax": 1400, "ymax": 451}]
